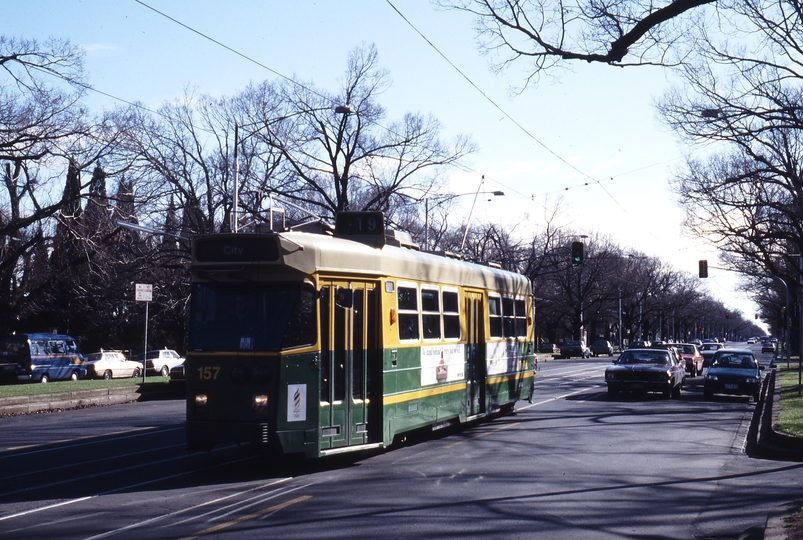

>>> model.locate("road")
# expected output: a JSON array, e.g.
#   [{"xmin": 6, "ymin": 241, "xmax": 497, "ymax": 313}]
[{"xmin": 0, "ymin": 346, "xmax": 801, "ymax": 539}]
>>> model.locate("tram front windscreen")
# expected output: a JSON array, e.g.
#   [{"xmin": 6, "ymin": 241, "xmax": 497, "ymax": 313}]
[{"xmin": 188, "ymin": 282, "xmax": 317, "ymax": 352}]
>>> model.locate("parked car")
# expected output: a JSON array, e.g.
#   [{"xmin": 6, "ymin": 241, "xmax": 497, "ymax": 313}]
[
  {"xmin": 677, "ymin": 343, "xmax": 704, "ymax": 377},
  {"xmin": 0, "ymin": 333, "xmax": 85, "ymax": 383},
  {"xmin": 747, "ymin": 337, "xmax": 758, "ymax": 344},
  {"xmin": 605, "ymin": 348, "xmax": 685, "ymax": 398},
  {"xmin": 136, "ymin": 348, "xmax": 184, "ymax": 377},
  {"xmin": 627, "ymin": 340, "xmax": 651, "ymax": 349},
  {"xmin": 703, "ymin": 349, "xmax": 764, "ymax": 401},
  {"xmin": 83, "ymin": 351, "xmax": 143, "ymax": 380},
  {"xmin": 591, "ymin": 340, "xmax": 614, "ymax": 356},
  {"xmin": 560, "ymin": 340, "xmax": 591, "ymax": 359},
  {"xmin": 539, "ymin": 342, "xmax": 560, "ymax": 354},
  {"xmin": 169, "ymin": 361, "xmax": 185, "ymax": 388}
]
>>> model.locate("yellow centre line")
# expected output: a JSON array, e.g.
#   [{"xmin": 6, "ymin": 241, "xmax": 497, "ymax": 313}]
[
  {"xmin": 442, "ymin": 421, "xmax": 520, "ymax": 449},
  {"xmin": 179, "ymin": 495, "xmax": 311, "ymax": 540}
]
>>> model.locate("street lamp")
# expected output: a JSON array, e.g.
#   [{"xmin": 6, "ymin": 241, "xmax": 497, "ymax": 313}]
[{"xmin": 232, "ymin": 104, "xmax": 352, "ymax": 233}]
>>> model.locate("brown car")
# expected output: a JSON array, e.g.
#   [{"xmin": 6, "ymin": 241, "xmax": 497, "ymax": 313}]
[{"xmin": 678, "ymin": 343, "xmax": 704, "ymax": 376}]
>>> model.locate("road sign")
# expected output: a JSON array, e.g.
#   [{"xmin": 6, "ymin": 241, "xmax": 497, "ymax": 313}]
[{"xmin": 135, "ymin": 283, "xmax": 153, "ymax": 302}]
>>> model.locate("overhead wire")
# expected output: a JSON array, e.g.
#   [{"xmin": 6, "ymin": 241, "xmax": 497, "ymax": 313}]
[
  {"xmin": 31, "ymin": 0, "xmax": 686, "ymax": 221},
  {"xmin": 383, "ymin": 0, "xmax": 636, "ymax": 217}
]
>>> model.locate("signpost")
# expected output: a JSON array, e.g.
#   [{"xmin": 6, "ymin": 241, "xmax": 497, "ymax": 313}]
[{"xmin": 135, "ymin": 284, "xmax": 152, "ymax": 383}]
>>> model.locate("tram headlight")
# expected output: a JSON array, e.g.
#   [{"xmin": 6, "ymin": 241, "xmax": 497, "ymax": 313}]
[
  {"xmin": 253, "ymin": 394, "xmax": 268, "ymax": 407},
  {"xmin": 195, "ymin": 394, "xmax": 208, "ymax": 406}
]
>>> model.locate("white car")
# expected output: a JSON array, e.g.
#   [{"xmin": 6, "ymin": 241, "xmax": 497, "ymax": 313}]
[
  {"xmin": 83, "ymin": 351, "xmax": 143, "ymax": 380},
  {"xmin": 137, "ymin": 349, "xmax": 184, "ymax": 377}
]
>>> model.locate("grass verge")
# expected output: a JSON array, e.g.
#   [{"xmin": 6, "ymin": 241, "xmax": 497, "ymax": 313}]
[
  {"xmin": 0, "ymin": 376, "xmax": 170, "ymax": 398},
  {"xmin": 777, "ymin": 364, "xmax": 803, "ymax": 437}
]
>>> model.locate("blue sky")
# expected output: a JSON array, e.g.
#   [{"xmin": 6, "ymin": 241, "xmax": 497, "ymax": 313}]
[{"xmin": 5, "ymin": 0, "xmax": 759, "ymax": 324}]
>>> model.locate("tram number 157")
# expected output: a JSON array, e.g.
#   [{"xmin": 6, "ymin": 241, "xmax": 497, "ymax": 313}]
[{"xmin": 197, "ymin": 366, "xmax": 221, "ymax": 380}]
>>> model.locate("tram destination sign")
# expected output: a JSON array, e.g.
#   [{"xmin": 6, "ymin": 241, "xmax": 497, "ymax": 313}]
[{"xmin": 194, "ymin": 236, "xmax": 280, "ymax": 263}]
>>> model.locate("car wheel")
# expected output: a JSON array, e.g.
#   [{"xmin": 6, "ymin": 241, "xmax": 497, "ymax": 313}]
[
  {"xmin": 607, "ymin": 386, "xmax": 618, "ymax": 397},
  {"xmin": 160, "ymin": 365, "xmax": 170, "ymax": 377},
  {"xmin": 133, "ymin": 367, "xmax": 141, "ymax": 378},
  {"xmin": 70, "ymin": 371, "xmax": 79, "ymax": 381},
  {"xmin": 663, "ymin": 389, "xmax": 672, "ymax": 399},
  {"xmin": 753, "ymin": 392, "xmax": 760, "ymax": 402},
  {"xmin": 103, "ymin": 370, "xmax": 113, "ymax": 380},
  {"xmin": 40, "ymin": 374, "xmax": 49, "ymax": 383}
]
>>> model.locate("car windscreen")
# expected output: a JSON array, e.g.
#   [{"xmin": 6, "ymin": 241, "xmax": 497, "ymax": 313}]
[
  {"xmin": 618, "ymin": 351, "xmax": 670, "ymax": 366},
  {"xmin": 189, "ymin": 281, "xmax": 317, "ymax": 352},
  {"xmin": 712, "ymin": 354, "xmax": 757, "ymax": 369}
]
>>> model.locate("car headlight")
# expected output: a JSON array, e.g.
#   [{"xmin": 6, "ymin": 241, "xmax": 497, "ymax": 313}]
[
  {"xmin": 706, "ymin": 375, "xmax": 718, "ymax": 381},
  {"xmin": 606, "ymin": 372, "xmax": 615, "ymax": 380},
  {"xmin": 746, "ymin": 377, "xmax": 757, "ymax": 384}
]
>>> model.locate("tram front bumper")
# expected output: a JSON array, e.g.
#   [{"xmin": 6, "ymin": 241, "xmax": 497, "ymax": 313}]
[{"xmin": 185, "ymin": 420, "xmax": 269, "ymax": 452}]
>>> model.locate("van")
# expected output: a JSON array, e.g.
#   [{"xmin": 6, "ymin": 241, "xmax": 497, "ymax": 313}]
[{"xmin": 0, "ymin": 333, "xmax": 86, "ymax": 383}]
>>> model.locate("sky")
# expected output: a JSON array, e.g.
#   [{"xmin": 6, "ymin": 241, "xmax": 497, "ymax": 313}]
[{"xmin": 4, "ymin": 0, "xmax": 762, "ymax": 328}]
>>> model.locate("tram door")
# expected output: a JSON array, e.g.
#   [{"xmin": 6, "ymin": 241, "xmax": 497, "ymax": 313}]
[
  {"xmin": 319, "ymin": 282, "xmax": 378, "ymax": 450},
  {"xmin": 465, "ymin": 291, "xmax": 486, "ymax": 417}
]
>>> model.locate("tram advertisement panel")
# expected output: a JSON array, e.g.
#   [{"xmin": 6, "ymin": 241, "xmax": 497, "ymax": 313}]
[
  {"xmin": 487, "ymin": 341, "xmax": 520, "ymax": 376},
  {"xmin": 420, "ymin": 344, "xmax": 465, "ymax": 386}
]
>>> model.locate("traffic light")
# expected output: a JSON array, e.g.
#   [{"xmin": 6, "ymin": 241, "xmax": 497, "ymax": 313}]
[
  {"xmin": 698, "ymin": 260, "xmax": 708, "ymax": 278},
  {"xmin": 571, "ymin": 242, "xmax": 584, "ymax": 266},
  {"xmin": 725, "ymin": 312, "xmax": 729, "ymax": 319}
]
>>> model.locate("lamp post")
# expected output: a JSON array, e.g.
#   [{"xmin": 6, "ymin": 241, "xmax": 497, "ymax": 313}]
[
  {"xmin": 416, "ymin": 182, "xmax": 504, "ymax": 252},
  {"xmin": 231, "ymin": 104, "xmax": 353, "ymax": 233}
]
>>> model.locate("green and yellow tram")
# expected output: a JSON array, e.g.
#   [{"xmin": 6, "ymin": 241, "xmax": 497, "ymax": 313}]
[{"xmin": 185, "ymin": 211, "xmax": 535, "ymax": 457}]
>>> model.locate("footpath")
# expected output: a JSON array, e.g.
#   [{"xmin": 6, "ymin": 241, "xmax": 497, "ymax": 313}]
[
  {"xmin": 0, "ymin": 383, "xmax": 182, "ymax": 415},
  {"xmin": 757, "ymin": 366, "xmax": 803, "ymax": 540},
  {"xmin": 0, "ymin": 369, "xmax": 800, "ymax": 538}
]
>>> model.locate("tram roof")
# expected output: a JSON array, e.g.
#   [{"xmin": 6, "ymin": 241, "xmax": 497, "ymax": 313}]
[{"xmin": 278, "ymin": 230, "xmax": 531, "ymax": 295}]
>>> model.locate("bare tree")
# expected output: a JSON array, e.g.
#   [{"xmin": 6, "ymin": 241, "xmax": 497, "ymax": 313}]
[
  {"xmin": 439, "ymin": 0, "xmax": 714, "ymax": 85},
  {"xmin": 237, "ymin": 45, "xmax": 476, "ymax": 221},
  {"xmin": 655, "ymin": 0, "xmax": 803, "ymax": 337},
  {"xmin": 0, "ymin": 37, "xmax": 117, "ymax": 334}
]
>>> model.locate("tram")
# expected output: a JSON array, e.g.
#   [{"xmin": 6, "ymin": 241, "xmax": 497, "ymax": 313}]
[{"xmin": 184, "ymin": 211, "xmax": 535, "ymax": 457}]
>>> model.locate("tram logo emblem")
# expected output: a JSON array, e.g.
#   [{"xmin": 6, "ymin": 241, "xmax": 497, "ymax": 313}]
[{"xmin": 287, "ymin": 383, "xmax": 307, "ymax": 422}]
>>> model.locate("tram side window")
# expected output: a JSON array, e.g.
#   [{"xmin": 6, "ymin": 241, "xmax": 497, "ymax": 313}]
[
  {"xmin": 515, "ymin": 299, "xmax": 527, "ymax": 337},
  {"xmin": 442, "ymin": 290, "xmax": 460, "ymax": 339},
  {"xmin": 488, "ymin": 296, "xmax": 503, "ymax": 338},
  {"xmin": 397, "ymin": 286, "xmax": 420, "ymax": 341},
  {"xmin": 502, "ymin": 297, "xmax": 516, "ymax": 337},
  {"xmin": 421, "ymin": 287, "xmax": 441, "ymax": 340},
  {"xmin": 283, "ymin": 287, "xmax": 317, "ymax": 349}
]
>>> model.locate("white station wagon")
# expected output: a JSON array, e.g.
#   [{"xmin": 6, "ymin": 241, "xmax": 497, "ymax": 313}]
[
  {"xmin": 137, "ymin": 349, "xmax": 184, "ymax": 377},
  {"xmin": 83, "ymin": 351, "xmax": 143, "ymax": 380}
]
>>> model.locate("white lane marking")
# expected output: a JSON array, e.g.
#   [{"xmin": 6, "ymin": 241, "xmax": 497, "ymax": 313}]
[
  {"xmin": 86, "ymin": 479, "xmax": 304, "ymax": 540},
  {"xmin": 0, "ymin": 496, "xmax": 94, "ymax": 522},
  {"xmin": 2, "ymin": 426, "xmax": 184, "ymax": 455}
]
